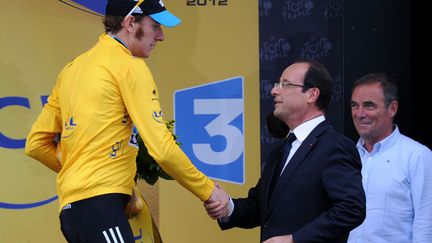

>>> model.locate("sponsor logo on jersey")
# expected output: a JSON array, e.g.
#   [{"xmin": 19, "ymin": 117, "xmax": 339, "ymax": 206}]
[
  {"xmin": 129, "ymin": 126, "xmax": 139, "ymax": 148},
  {"xmin": 152, "ymin": 110, "xmax": 164, "ymax": 123}
]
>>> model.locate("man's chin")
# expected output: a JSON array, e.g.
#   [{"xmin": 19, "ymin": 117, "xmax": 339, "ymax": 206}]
[
  {"xmin": 356, "ymin": 128, "xmax": 370, "ymax": 138},
  {"xmin": 273, "ymin": 109, "xmax": 284, "ymax": 118}
]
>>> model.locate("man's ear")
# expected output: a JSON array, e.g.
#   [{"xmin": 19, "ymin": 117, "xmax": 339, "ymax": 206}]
[
  {"xmin": 389, "ymin": 100, "xmax": 398, "ymax": 118},
  {"xmin": 122, "ymin": 15, "xmax": 136, "ymax": 32},
  {"xmin": 307, "ymin": 87, "xmax": 320, "ymax": 103}
]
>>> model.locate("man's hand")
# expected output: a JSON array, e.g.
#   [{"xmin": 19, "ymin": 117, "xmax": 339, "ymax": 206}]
[
  {"xmin": 124, "ymin": 187, "xmax": 143, "ymax": 215},
  {"xmin": 262, "ymin": 235, "xmax": 294, "ymax": 243},
  {"xmin": 204, "ymin": 182, "xmax": 230, "ymax": 219}
]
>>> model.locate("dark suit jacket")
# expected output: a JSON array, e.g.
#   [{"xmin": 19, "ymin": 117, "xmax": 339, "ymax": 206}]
[{"xmin": 219, "ymin": 121, "xmax": 366, "ymax": 242}]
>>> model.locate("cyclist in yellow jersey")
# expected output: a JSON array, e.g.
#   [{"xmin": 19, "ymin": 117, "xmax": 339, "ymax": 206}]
[{"xmin": 25, "ymin": 0, "xmax": 229, "ymax": 242}]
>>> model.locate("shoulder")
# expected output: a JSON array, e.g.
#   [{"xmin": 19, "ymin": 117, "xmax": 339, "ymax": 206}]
[
  {"xmin": 395, "ymin": 133, "xmax": 432, "ymax": 160},
  {"xmin": 107, "ymin": 53, "xmax": 154, "ymax": 84},
  {"xmin": 97, "ymin": 35, "xmax": 154, "ymax": 79},
  {"xmin": 129, "ymin": 58, "xmax": 152, "ymax": 76},
  {"xmin": 398, "ymin": 133, "xmax": 430, "ymax": 151},
  {"xmin": 314, "ymin": 127, "xmax": 360, "ymax": 163},
  {"xmin": 318, "ymin": 125, "xmax": 357, "ymax": 148}
]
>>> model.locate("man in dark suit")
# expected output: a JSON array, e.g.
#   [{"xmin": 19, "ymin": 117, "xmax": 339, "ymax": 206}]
[{"xmin": 205, "ymin": 60, "xmax": 366, "ymax": 243}]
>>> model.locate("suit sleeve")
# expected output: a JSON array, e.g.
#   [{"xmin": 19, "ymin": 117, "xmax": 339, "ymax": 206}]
[
  {"xmin": 118, "ymin": 63, "xmax": 214, "ymax": 202},
  {"xmin": 219, "ymin": 178, "xmax": 261, "ymax": 230},
  {"xmin": 25, "ymin": 79, "xmax": 62, "ymax": 173},
  {"xmin": 293, "ymin": 137, "xmax": 366, "ymax": 242}
]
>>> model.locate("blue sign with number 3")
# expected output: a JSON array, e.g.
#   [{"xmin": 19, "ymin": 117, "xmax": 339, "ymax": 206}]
[{"xmin": 174, "ymin": 77, "xmax": 244, "ymax": 184}]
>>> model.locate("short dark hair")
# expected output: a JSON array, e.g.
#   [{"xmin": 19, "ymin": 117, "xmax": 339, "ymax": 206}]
[
  {"xmin": 103, "ymin": 15, "xmax": 143, "ymax": 34},
  {"xmin": 352, "ymin": 73, "xmax": 398, "ymax": 107},
  {"xmin": 295, "ymin": 60, "xmax": 333, "ymax": 113}
]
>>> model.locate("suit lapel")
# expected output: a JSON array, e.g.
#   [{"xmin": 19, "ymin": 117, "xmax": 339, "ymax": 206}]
[
  {"xmin": 262, "ymin": 142, "xmax": 285, "ymax": 210},
  {"xmin": 266, "ymin": 121, "xmax": 330, "ymax": 215}
]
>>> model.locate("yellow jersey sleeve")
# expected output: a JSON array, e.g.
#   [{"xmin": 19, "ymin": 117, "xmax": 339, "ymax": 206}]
[
  {"xmin": 25, "ymin": 77, "xmax": 63, "ymax": 172},
  {"xmin": 119, "ymin": 61, "xmax": 214, "ymax": 201}
]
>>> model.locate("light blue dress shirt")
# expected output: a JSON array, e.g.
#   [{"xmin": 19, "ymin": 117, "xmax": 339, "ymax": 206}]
[{"xmin": 348, "ymin": 126, "xmax": 432, "ymax": 243}]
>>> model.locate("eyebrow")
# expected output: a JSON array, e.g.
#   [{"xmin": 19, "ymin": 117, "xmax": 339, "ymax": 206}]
[
  {"xmin": 362, "ymin": 101, "xmax": 376, "ymax": 106},
  {"xmin": 282, "ymin": 79, "xmax": 295, "ymax": 83},
  {"xmin": 351, "ymin": 100, "xmax": 377, "ymax": 106}
]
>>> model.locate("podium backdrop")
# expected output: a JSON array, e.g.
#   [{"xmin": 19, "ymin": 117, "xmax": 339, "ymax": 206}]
[
  {"xmin": 1, "ymin": 1, "xmax": 419, "ymax": 242},
  {"xmin": 1, "ymin": 0, "xmax": 259, "ymax": 242}
]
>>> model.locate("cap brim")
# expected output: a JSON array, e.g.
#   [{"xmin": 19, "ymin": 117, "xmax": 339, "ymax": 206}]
[{"xmin": 149, "ymin": 10, "xmax": 181, "ymax": 28}]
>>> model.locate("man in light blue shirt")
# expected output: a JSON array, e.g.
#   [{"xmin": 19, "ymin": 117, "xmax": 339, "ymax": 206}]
[{"xmin": 348, "ymin": 73, "xmax": 432, "ymax": 243}]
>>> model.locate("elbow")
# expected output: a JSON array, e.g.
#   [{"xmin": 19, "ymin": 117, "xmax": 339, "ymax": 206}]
[
  {"xmin": 358, "ymin": 193, "xmax": 367, "ymax": 224},
  {"xmin": 359, "ymin": 204, "xmax": 366, "ymax": 225},
  {"xmin": 25, "ymin": 140, "xmax": 37, "ymax": 159},
  {"xmin": 24, "ymin": 137, "xmax": 62, "ymax": 173},
  {"xmin": 352, "ymin": 200, "xmax": 367, "ymax": 227},
  {"xmin": 24, "ymin": 138, "xmax": 43, "ymax": 161}
]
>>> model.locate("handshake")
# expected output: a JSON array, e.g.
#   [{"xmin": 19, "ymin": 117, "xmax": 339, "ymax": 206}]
[{"xmin": 204, "ymin": 182, "xmax": 232, "ymax": 220}]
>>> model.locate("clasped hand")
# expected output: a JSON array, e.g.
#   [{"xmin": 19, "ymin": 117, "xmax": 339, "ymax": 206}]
[
  {"xmin": 204, "ymin": 182, "xmax": 230, "ymax": 220},
  {"xmin": 262, "ymin": 235, "xmax": 294, "ymax": 243}
]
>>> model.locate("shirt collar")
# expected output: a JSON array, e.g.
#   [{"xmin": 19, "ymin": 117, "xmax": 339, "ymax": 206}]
[
  {"xmin": 291, "ymin": 115, "xmax": 325, "ymax": 143},
  {"xmin": 357, "ymin": 124, "xmax": 400, "ymax": 155},
  {"xmin": 100, "ymin": 33, "xmax": 131, "ymax": 55}
]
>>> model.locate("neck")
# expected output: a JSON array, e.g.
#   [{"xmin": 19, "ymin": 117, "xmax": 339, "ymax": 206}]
[
  {"xmin": 362, "ymin": 124, "xmax": 395, "ymax": 153},
  {"xmin": 287, "ymin": 110, "xmax": 324, "ymax": 130},
  {"xmin": 362, "ymin": 141, "xmax": 374, "ymax": 153},
  {"xmin": 109, "ymin": 32, "xmax": 130, "ymax": 51}
]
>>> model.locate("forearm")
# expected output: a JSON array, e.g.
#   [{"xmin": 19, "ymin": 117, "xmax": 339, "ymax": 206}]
[
  {"xmin": 25, "ymin": 132, "xmax": 61, "ymax": 172},
  {"xmin": 411, "ymin": 150, "xmax": 432, "ymax": 242},
  {"xmin": 155, "ymin": 139, "xmax": 214, "ymax": 201},
  {"xmin": 26, "ymin": 87, "xmax": 62, "ymax": 172},
  {"xmin": 219, "ymin": 184, "xmax": 261, "ymax": 229},
  {"xmin": 120, "ymin": 67, "xmax": 214, "ymax": 201}
]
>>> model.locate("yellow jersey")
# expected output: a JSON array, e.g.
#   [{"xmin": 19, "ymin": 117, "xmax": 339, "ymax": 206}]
[{"xmin": 25, "ymin": 34, "xmax": 214, "ymax": 211}]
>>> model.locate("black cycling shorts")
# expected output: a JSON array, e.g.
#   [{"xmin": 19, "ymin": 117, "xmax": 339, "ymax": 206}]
[{"xmin": 59, "ymin": 193, "xmax": 135, "ymax": 243}]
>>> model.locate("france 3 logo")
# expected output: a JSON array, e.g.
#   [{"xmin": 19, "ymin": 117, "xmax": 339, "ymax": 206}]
[{"xmin": 174, "ymin": 76, "xmax": 244, "ymax": 184}]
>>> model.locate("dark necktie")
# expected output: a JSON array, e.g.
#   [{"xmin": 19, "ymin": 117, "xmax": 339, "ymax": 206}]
[{"xmin": 269, "ymin": 132, "xmax": 296, "ymax": 198}]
